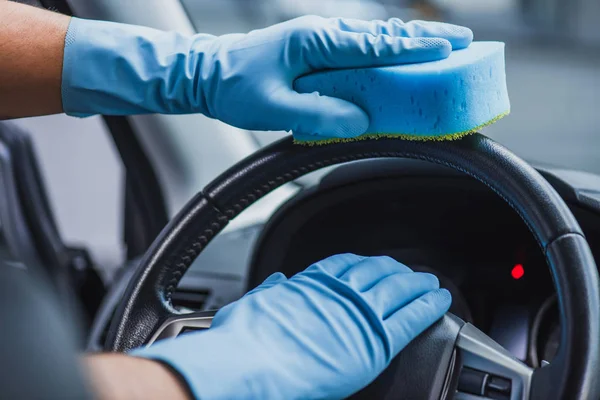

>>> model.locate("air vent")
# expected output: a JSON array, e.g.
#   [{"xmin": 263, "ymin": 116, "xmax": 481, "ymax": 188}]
[{"xmin": 171, "ymin": 288, "xmax": 211, "ymax": 312}]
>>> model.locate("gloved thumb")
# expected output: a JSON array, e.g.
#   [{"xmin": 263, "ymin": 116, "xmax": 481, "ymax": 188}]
[
  {"xmin": 278, "ymin": 89, "xmax": 370, "ymax": 139},
  {"xmin": 244, "ymin": 272, "xmax": 288, "ymax": 297}
]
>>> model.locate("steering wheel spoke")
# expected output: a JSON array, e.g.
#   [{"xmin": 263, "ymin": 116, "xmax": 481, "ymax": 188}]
[
  {"xmin": 455, "ymin": 323, "xmax": 533, "ymax": 399},
  {"xmin": 146, "ymin": 311, "xmax": 215, "ymax": 346}
]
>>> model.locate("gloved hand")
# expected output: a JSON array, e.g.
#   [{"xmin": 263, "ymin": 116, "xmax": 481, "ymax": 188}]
[
  {"xmin": 62, "ymin": 16, "xmax": 472, "ymax": 138},
  {"xmin": 133, "ymin": 254, "xmax": 451, "ymax": 399}
]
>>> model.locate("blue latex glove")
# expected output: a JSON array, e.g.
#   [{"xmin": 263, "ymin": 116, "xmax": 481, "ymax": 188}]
[
  {"xmin": 133, "ymin": 254, "xmax": 451, "ymax": 399},
  {"xmin": 62, "ymin": 16, "xmax": 473, "ymax": 138}
]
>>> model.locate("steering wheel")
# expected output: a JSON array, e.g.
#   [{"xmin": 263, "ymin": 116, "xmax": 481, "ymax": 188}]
[{"xmin": 105, "ymin": 133, "xmax": 600, "ymax": 399}]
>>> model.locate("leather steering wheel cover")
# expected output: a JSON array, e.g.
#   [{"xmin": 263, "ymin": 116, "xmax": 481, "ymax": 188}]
[{"xmin": 105, "ymin": 134, "xmax": 600, "ymax": 399}]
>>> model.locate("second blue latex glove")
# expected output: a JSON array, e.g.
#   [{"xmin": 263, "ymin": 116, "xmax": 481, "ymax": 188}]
[
  {"xmin": 62, "ymin": 16, "xmax": 473, "ymax": 138},
  {"xmin": 133, "ymin": 254, "xmax": 451, "ymax": 399}
]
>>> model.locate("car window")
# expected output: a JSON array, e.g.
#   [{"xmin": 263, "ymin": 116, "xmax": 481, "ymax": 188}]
[{"xmin": 182, "ymin": 0, "xmax": 600, "ymax": 173}]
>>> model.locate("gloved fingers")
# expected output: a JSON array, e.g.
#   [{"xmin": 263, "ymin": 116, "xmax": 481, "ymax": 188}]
[
  {"xmin": 399, "ymin": 20, "xmax": 473, "ymax": 50},
  {"xmin": 305, "ymin": 253, "xmax": 367, "ymax": 277},
  {"xmin": 363, "ymin": 272, "xmax": 440, "ymax": 318},
  {"xmin": 331, "ymin": 18, "xmax": 473, "ymax": 50},
  {"xmin": 304, "ymin": 31, "xmax": 451, "ymax": 71},
  {"xmin": 384, "ymin": 288, "xmax": 452, "ymax": 356},
  {"xmin": 339, "ymin": 256, "xmax": 412, "ymax": 292},
  {"xmin": 244, "ymin": 272, "xmax": 288, "ymax": 297},
  {"xmin": 275, "ymin": 89, "xmax": 370, "ymax": 138}
]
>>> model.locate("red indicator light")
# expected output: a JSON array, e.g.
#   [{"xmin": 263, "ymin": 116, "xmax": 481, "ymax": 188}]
[{"xmin": 511, "ymin": 264, "xmax": 525, "ymax": 280}]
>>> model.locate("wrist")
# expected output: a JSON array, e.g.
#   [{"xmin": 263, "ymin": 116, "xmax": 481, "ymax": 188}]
[{"xmin": 84, "ymin": 353, "xmax": 191, "ymax": 400}]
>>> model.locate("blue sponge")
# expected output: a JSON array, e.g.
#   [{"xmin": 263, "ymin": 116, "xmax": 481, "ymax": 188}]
[{"xmin": 293, "ymin": 41, "xmax": 510, "ymax": 144}]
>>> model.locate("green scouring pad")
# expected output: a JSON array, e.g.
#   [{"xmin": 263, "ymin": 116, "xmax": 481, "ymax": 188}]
[{"xmin": 293, "ymin": 41, "xmax": 510, "ymax": 145}]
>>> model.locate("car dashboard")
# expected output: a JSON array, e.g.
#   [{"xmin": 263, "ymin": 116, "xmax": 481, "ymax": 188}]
[{"xmin": 247, "ymin": 159, "xmax": 600, "ymax": 368}]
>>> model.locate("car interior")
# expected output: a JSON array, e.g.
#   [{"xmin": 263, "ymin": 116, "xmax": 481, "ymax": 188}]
[{"xmin": 3, "ymin": 0, "xmax": 600, "ymax": 399}]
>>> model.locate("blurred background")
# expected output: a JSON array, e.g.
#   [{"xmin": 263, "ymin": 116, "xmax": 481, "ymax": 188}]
[{"xmin": 9, "ymin": 0, "xmax": 600, "ymax": 276}]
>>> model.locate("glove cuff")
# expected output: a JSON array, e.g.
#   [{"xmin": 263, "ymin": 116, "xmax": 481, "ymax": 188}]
[{"xmin": 61, "ymin": 17, "xmax": 215, "ymax": 117}]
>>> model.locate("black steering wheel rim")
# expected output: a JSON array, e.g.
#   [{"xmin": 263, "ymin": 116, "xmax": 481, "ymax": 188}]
[{"xmin": 106, "ymin": 133, "xmax": 600, "ymax": 399}]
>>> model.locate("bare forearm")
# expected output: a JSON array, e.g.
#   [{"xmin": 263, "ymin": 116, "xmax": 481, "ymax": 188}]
[
  {"xmin": 84, "ymin": 354, "xmax": 191, "ymax": 400},
  {"xmin": 0, "ymin": 0, "xmax": 69, "ymax": 118}
]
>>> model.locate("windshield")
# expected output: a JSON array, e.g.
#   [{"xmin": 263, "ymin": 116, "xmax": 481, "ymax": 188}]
[{"xmin": 181, "ymin": 0, "xmax": 600, "ymax": 173}]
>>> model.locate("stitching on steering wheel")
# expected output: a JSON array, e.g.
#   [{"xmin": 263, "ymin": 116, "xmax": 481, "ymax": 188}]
[
  {"xmin": 162, "ymin": 148, "xmax": 550, "ymax": 301},
  {"xmin": 164, "ymin": 216, "xmax": 228, "ymax": 298}
]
